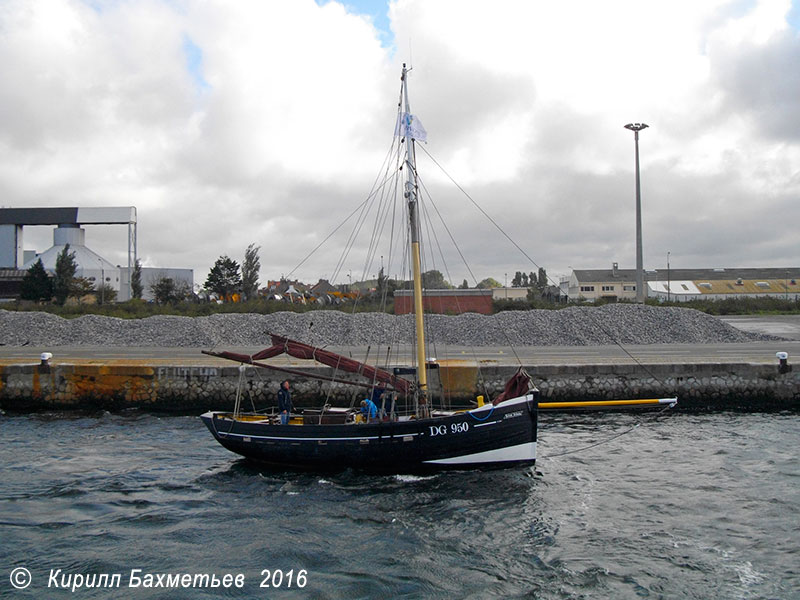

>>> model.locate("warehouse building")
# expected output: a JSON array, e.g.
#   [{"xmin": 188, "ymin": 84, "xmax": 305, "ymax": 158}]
[{"xmin": 570, "ymin": 264, "xmax": 800, "ymax": 302}]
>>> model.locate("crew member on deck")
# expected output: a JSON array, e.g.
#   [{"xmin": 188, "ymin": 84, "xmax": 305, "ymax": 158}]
[
  {"xmin": 371, "ymin": 387, "xmax": 386, "ymax": 417},
  {"xmin": 360, "ymin": 398, "xmax": 378, "ymax": 423},
  {"xmin": 278, "ymin": 380, "xmax": 292, "ymax": 425}
]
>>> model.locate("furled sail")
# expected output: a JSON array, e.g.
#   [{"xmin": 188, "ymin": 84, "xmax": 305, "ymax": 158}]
[{"xmin": 206, "ymin": 334, "xmax": 411, "ymax": 394}]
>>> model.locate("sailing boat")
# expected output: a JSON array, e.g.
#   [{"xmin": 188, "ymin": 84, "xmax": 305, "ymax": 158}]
[{"xmin": 200, "ymin": 65, "xmax": 538, "ymax": 471}]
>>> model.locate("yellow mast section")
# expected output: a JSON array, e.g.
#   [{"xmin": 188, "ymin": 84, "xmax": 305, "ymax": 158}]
[
  {"xmin": 401, "ymin": 64, "xmax": 428, "ymax": 408},
  {"xmin": 410, "ymin": 212, "xmax": 427, "ymax": 398}
]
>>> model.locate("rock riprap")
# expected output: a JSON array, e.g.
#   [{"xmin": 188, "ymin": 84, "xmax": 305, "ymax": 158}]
[{"xmin": 0, "ymin": 305, "xmax": 774, "ymax": 347}]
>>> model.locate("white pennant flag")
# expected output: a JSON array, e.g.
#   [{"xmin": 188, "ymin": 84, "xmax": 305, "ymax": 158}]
[{"xmin": 395, "ymin": 112, "xmax": 427, "ymax": 142}]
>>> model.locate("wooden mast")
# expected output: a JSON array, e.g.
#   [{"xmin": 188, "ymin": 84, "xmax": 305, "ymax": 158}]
[{"xmin": 401, "ymin": 63, "xmax": 429, "ymax": 415}]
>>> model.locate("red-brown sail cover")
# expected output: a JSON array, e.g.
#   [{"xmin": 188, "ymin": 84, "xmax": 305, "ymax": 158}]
[{"xmin": 213, "ymin": 334, "xmax": 411, "ymax": 394}]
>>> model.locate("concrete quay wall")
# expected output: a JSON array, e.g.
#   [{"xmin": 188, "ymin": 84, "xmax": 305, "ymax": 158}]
[{"xmin": 0, "ymin": 361, "xmax": 797, "ymax": 412}]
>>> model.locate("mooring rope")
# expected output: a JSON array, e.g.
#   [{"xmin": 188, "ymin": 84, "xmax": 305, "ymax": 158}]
[{"xmin": 539, "ymin": 400, "xmax": 676, "ymax": 459}]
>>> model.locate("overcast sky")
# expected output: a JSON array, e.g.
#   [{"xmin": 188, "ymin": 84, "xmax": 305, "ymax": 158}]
[{"xmin": 1, "ymin": 0, "xmax": 799, "ymax": 289}]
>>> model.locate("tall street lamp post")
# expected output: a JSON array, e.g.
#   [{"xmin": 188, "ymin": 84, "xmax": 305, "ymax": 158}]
[
  {"xmin": 624, "ymin": 122, "xmax": 648, "ymax": 303},
  {"xmin": 667, "ymin": 251, "xmax": 671, "ymax": 303}
]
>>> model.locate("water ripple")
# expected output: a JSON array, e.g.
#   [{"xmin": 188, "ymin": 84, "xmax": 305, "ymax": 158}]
[{"xmin": 0, "ymin": 411, "xmax": 798, "ymax": 598}]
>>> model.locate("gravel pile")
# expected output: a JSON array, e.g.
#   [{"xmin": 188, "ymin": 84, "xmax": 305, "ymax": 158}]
[{"xmin": 0, "ymin": 305, "xmax": 775, "ymax": 348}]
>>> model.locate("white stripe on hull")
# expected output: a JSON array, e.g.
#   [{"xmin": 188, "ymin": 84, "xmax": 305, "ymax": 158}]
[
  {"xmin": 424, "ymin": 441, "xmax": 537, "ymax": 465},
  {"xmin": 469, "ymin": 394, "xmax": 533, "ymax": 414}
]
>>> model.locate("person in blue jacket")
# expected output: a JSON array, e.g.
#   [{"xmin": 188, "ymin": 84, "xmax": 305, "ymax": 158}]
[
  {"xmin": 360, "ymin": 398, "xmax": 378, "ymax": 423},
  {"xmin": 277, "ymin": 380, "xmax": 292, "ymax": 425}
]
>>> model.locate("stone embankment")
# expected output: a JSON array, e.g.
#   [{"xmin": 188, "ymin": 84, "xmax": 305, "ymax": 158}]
[
  {"xmin": 0, "ymin": 306, "xmax": 796, "ymax": 412},
  {"xmin": 1, "ymin": 361, "xmax": 795, "ymax": 413}
]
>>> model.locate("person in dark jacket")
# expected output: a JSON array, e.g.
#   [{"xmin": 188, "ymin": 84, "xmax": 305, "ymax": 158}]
[{"xmin": 277, "ymin": 380, "xmax": 292, "ymax": 425}]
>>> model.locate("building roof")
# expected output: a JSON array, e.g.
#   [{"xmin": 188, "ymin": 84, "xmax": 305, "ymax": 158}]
[
  {"xmin": 0, "ymin": 207, "xmax": 136, "ymax": 225},
  {"xmin": 310, "ymin": 279, "xmax": 336, "ymax": 294},
  {"xmin": 651, "ymin": 267, "xmax": 800, "ymax": 281},
  {"xmin": 573, "ymin": 268, "xmax": 637, "ymax": 282},
  {"xmin": 649, "ymin": 278, "xmax": 798, "ymax": 295},
  {"xmin": 576, "ymin": 267, "xmax": 800, "ymax": 283},
  {"xmin": 22, "ymin": 244, "xmax": 117, "ymax": 273}
]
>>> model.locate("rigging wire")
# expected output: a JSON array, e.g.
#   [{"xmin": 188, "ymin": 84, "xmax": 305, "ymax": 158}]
[
  {"xmin": 284, "ymin": 173, "xmax": 390, "ymax": 281},
  {"xmin": 418, "ymin": 144, "xmax": 547, "ymax": 275},
  {"xmin": 414, "ymin": 181, "xmax": 486, "ymax": 404},
  {"xmin": 415, "ymin": 171, "xmax": 525, "ymax": 369},
  {"xmin": 331, "ymin": 145, "xmax": 401, "ymax": 289},
  {"xmin": 355, "ymin": 140, "xmax": 408, "ymax": 359},
  {"xmin": 413, "ymin": 172, "xmax": 493, "ymax": 399},
  {"xmin": 415, "ymin": 196, "xmax": 450, "ymax": 407},
  {"xmin": 281, "ymin": 77, "xmax": 673, "ymax": 413},
  {"xmin": 415, "ymin": 169, "xmax": 524, "ymax": 368},
  {"xmin": 416, "ymin": 144, "xmax": 671, "ymax": 389}
]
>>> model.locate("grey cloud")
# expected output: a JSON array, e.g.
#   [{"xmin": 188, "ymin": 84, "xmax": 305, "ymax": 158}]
[{"xmin": 710, "ymin": 29, "xmax": 800, "ymax": 141}]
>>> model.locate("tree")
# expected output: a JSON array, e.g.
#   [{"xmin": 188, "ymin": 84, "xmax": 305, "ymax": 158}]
[
  {"xmin": 376, "ymin": 267, "xmax": 388, "ymax": 297},
  {"xmin": 53, "ymin": 244, "xmax": 77, "ymax": 305},
  {"xmin": 512, "ymin": 271, "xmax": 522, "ymax": 287},
  {"xmin": 131, "ymin": 259, "xmax": 143, "ymax": 299},
  {"xmin": 241, "ymin": 243, "xmax": 261, "ymax": 301},
  {"xmin": 205, "ymin": 255, "xmax": 242, "ymax": 299},
  {"xmin": 70, "ymin": 276, "xmax": 95, "ymax": 302},
  {"xmin": 150, "ymin": 275, "xmax": 190, "ymax": 305},
  {"xmin": 537, "ymin": 267, "xmax": 548, "ymax": 291},
  {"xmin": 459, "ymin": 279, "xmax": 469, "ymax": 289},
  {"xmin": 385, "ymin": 276, "xmax": 399, "ymax": 297},
  {"xmin": 20, "ymin": 258, "xmax": 53, "ymax": 302},
  {"xmin": 421, "ymin": 269, "xmax": 451, "ymax": 289},
  {"xmin": 94, "ymin": 283, "xmax": 117, "ymax": 305},
  {"xmin": 476, "ymin": 277, "xmax": 502, "ymax": 289}
]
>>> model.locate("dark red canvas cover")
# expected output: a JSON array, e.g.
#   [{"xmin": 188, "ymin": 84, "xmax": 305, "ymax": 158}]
[
  {"xmin": 493, "ymin": 368, "xmax": 535, "ymax": 405},
  {"xmin": 210, "ymin": 334, "xmax": 411, "ymax": 394}
]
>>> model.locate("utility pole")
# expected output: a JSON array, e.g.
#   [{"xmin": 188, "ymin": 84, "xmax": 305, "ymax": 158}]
[
  {"xmin": 98, "ymin": 258, "xmax": 105, "ymax": 305},
  {"xmin": 624, "ymin": 123, "xmax": 648, "ymax": 303}
]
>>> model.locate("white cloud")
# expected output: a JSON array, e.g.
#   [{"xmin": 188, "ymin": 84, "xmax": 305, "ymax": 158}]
[{"xmin": 0, "ymin": 0, "xmax": 798, "ymax": 290}]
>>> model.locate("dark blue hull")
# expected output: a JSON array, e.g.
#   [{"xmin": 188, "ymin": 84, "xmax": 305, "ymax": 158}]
[{"xmin": 201, "ymin": 394, "xmax": 538, "ymax": 472}]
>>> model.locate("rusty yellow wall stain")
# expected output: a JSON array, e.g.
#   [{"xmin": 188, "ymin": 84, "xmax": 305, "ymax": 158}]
[
  {"xmin": 32, "ymin": 369, "xmax": 40, "ymax": 398},
  {"xmin": 437, "ymin": 361, "xmax": 479, "ymax": 397},
  {"xmin": 64, "ymin": 365, "xmax": 157, "ymax": 403}
]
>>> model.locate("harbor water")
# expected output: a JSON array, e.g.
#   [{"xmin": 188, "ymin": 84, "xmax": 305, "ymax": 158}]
[{"xmin": 1, "ymin": 410, "xmax": 797, "ymax": 599}]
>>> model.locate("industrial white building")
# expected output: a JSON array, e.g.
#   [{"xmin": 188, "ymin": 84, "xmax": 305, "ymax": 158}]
[
  {"xmin": 21, "ymin": 224, "xmax": 122, "ymax": 295},
  {"xmin": 1, "ymin": 207, "xmax": 137, "ymax": 299},
  {"xmin": 1, "ymin": 206, "xmax": 193, "ymax": 302}
]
